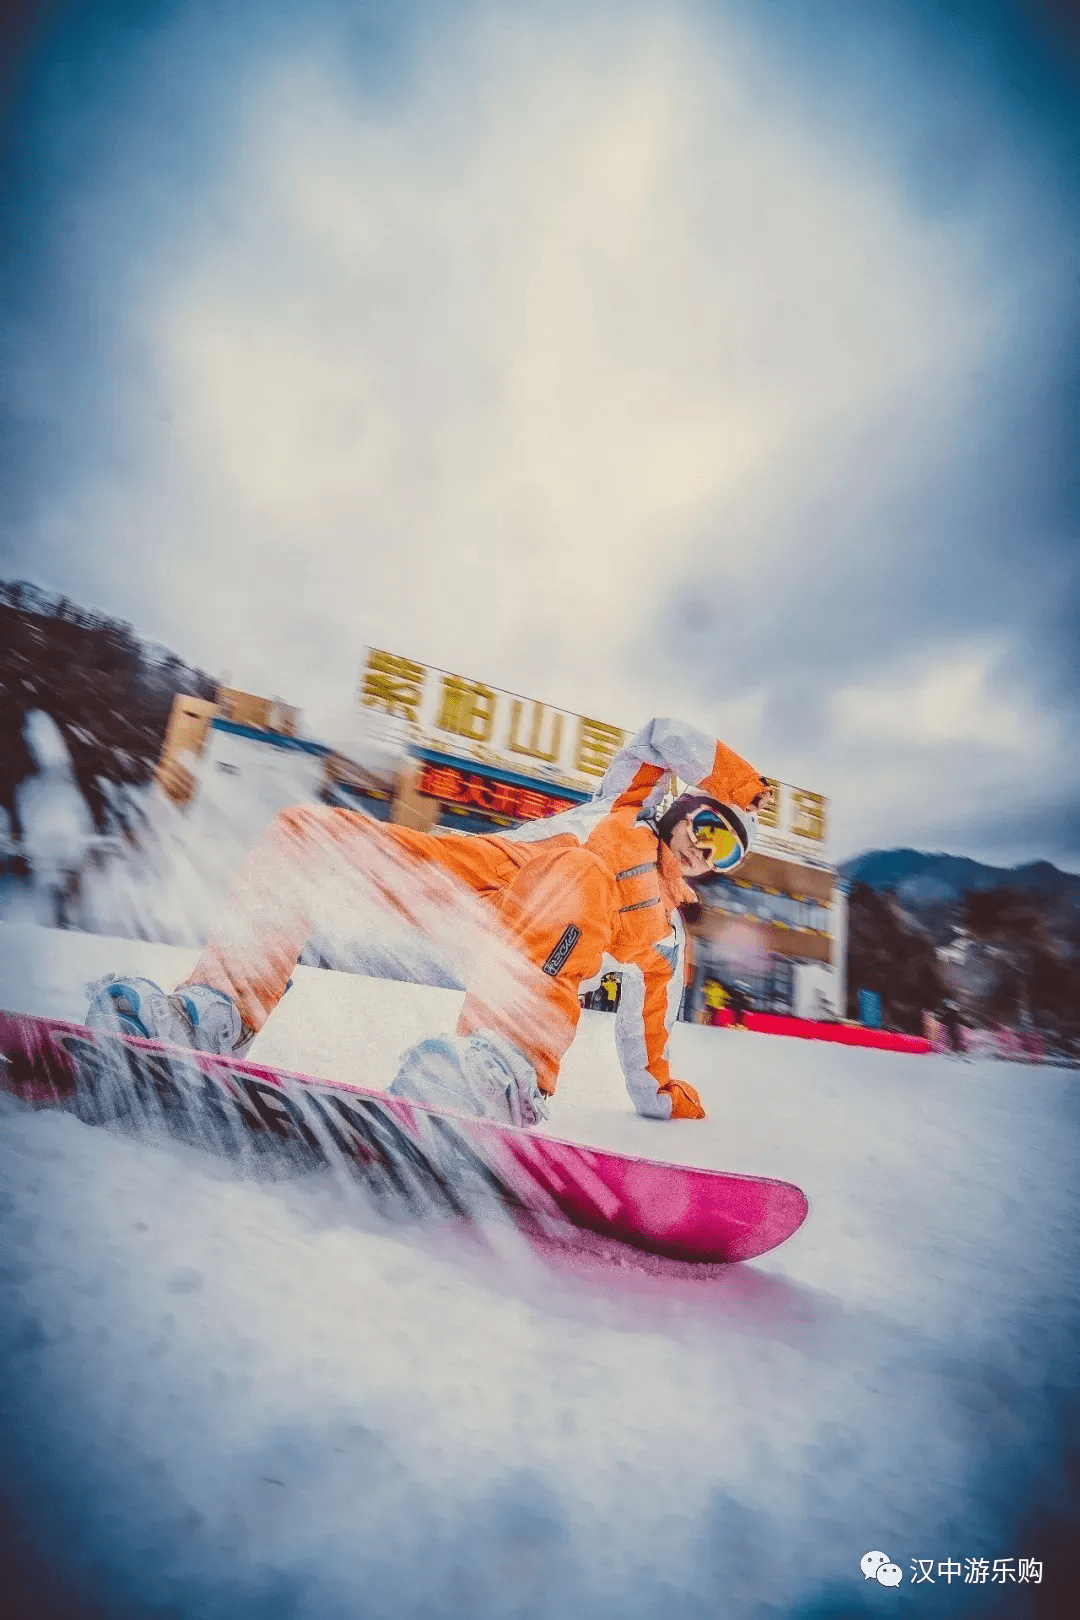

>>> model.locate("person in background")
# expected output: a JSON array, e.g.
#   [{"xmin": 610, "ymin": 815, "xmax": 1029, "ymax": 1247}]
[
  {"xmin": 940, "ymin": 999, "xmax": 962, "ymax": 1053},
  {"xmin": 599, "ymin": 971, "xmax": 620, "ymax": 1013},
  {"xmin": 702, "ymin": 977, "xmax": 728, "ymax": 1027},
  {"xmin": 727, "ymin": 981, "xmax": 750, "ymax": 1029}
]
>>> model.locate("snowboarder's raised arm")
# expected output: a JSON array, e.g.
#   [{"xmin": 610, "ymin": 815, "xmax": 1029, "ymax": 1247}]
[{"xmin": 598, "ymin": 717, "xmax": 767, "ymax": 816}]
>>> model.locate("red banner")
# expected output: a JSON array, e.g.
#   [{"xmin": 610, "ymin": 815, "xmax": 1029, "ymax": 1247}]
[
  {"xmin": 713, "ymin": 1009, "xmax": 930, "ymax": 1052},
  {"xmin": 417, "ymin": 761, "xmax": 578, "ymax": 821}
]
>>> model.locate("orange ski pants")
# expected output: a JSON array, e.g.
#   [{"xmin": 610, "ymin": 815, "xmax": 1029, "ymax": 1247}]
[{"xmin": 181, "ymin": 805, "xmax": 618, "ymax": 1094}]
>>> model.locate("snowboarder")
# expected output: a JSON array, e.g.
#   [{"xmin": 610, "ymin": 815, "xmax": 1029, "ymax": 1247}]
[{"xmin": 87, "ymin": 718, "xmax": 771, "ymax": 1128}]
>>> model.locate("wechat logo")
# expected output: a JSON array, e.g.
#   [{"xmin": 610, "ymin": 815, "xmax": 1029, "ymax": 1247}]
[{"xmin": 861, "ymin": 1551, "xmax": 903, "ymax": 1587}]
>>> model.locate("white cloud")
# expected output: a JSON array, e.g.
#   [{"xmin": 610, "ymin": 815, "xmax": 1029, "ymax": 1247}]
[
  {"xmin": 18, "ymin": 0, "xmax": 1069, "ymax": 865},
  {"xmin": 93, "ymin": 2, "xmax": 1004, "ymax": 737},
  {"xmin": 817, "ymin": 642, "xmax": 1066, "ymax": 860},
  {"xmin": 830, "ymin": 643, "xmax": 1044, "ymax": 753}
]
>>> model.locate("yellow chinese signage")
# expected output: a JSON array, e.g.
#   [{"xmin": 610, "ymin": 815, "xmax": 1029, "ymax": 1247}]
[
  {"xmin": 358, "ymin": 648, "xmax": 629, "ymax": 794},
  {"xmin": 753, "ymin": 777, "xmax": 830, "ymax": 865},
  {"xmin": 357, "ymin": 649, "xmax": 829, "ymax": 857}
]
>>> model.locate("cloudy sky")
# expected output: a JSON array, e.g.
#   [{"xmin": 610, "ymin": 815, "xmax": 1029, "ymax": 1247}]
[{"xmin": 2, "ymin": 0, "xmax": 1078, "ymax": 869}]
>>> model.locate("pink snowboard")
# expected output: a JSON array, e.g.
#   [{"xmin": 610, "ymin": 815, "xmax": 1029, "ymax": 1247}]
[{"xmin": 0, "ymin": 1010, "xmax": 808, "ymax": 1264}]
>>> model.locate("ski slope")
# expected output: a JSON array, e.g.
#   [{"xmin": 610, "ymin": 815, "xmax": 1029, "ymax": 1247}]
[{"xmin": 2, "ymin": 919, "xmax": 1077, "ymax": 1619}]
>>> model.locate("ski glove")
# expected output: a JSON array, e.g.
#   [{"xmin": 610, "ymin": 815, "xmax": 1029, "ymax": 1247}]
[{"xmin": 660, "ymin": 1078, "xmax": 706, "ymax": 1120}]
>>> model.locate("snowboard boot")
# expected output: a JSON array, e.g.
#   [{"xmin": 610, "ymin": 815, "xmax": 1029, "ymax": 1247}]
[
  {"xmin": 85, "ymin": 976, "xmax": 251, "ymax": 1056},
  {"xmin": 387, "ymin": 1031, "xmax": 550, "ymax": 1128}
]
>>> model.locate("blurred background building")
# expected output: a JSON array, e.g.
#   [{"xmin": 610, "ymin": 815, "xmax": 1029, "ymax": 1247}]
[
  {"xmin": 689, "ymin": 786, "xmax": 844, "ymax": 1022},
  {"xmin": 154, "ymin": 686, "xmax": 392, "ymax": 821},
  {"xmin": 152, "ymin": 649, "xmax": 843, "ymax": 1022},
  {"xmin": 351, "ymin": 648, "xmax": 843, "ymax": 1021}
]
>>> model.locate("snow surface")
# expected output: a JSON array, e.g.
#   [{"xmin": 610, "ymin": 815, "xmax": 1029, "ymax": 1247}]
[{"xmin": 2, "ymin": 921, "xmax": 1077, "ymax": 1619}]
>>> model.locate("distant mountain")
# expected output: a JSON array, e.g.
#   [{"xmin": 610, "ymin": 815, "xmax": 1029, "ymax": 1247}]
[
  {"xmin": 842, "ymin": 850, "xmax": 1080, "ymax": 1043},
  {"xmin": 840, "ymin": 849, "xmax": 1080, "ymax": 911}
]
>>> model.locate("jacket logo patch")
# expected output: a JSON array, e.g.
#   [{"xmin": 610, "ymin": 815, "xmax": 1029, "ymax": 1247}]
[{"xmin": 543, "ymin": 924, "xmax": 581, "ymax": 977}]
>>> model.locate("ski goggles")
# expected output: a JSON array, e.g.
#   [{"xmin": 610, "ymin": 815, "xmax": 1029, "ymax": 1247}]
[{"xmin": 688, "ymin": 804, "xmax": 748, "ymax": 873}]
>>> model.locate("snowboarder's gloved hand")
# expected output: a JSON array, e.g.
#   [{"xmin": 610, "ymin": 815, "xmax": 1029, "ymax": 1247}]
[{"xmin": 660, "ymin": 1078, "xmax": 706, "ymax": 1120}]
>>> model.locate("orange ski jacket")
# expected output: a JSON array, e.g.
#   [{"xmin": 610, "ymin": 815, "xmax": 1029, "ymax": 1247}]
[{"xmin": 501, "ymin": 718, "xmax": 766, "ymax": 1119}]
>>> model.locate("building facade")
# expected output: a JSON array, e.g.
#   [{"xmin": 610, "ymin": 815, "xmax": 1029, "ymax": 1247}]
[
  {"xmin": 154, "ymin": 689, "xmax": 394, "ymax": 821},
  {"xmin": 352, "ymin": 648, "xmax": 845, "ymax": 1020},
  {"xmin": 153, "ymin": 664, "xmax": 844, "ymax": 1020},
  {"xmin": 688, "ymin": 834, "xmax": 847, "ymax": 1022}
]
